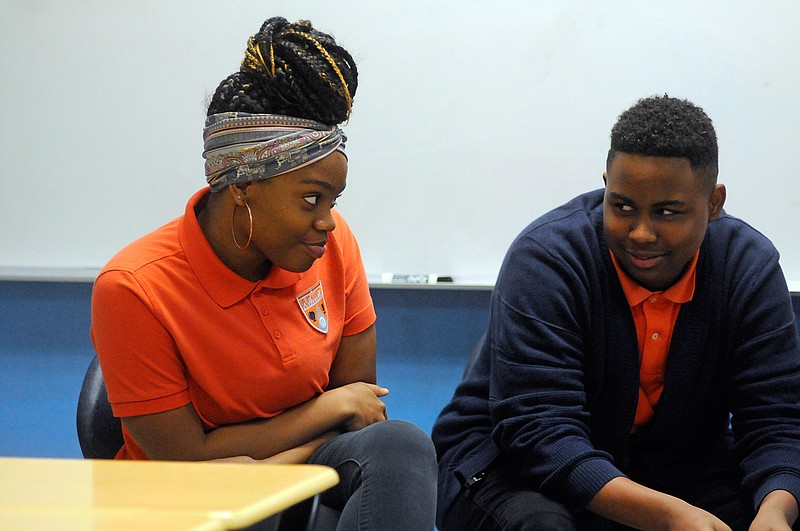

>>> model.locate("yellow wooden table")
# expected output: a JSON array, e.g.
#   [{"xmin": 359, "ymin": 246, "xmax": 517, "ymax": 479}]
[
  {"xmin": 0, "ymin": 508, "xmax": 225, "ymax": 531},
  {"xmin": 0, "ymin": 457, "xmax": 339, "ymax": 530}
]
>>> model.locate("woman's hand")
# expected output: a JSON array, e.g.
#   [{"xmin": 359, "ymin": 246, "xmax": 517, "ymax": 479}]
[
  {"xmin": 122, "ymin": 390, "xmax": 368, "ymax": 462},
  {"xmin": 207, "ymin": 431, "xmax": 342, "ymax": 465},
  {"xmin": 257, "ymin": 431, "xmax": 342, "ymax": 464},
  {"xmin": 324, "ymin": 382, "xmax": 388, "ymax": 432},
  {"xmin": 208, "ymin": 455, "xmax": 257, "ymax": 464},
  {"xmin": 121, "ymin": 325, "xmax": 383, "ymax": 462}
]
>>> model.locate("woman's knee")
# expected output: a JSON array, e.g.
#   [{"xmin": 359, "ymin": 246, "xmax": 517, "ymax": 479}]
[
  {"xmin": 352, "ymin": 420, "xmax": 437, "ymax": 481},
  {"xmin": 366, "ymin": 420, "xmax": 435, "ymax": 458}
]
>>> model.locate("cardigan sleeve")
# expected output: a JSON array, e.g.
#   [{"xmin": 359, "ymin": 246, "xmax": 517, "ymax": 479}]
[
  {"xmin": 724, "ymin": 226, "xmax": 800, "ymax": 509},
  {"xmin": 488, "ymin": 217, "xmax": 626, "ymax": 510}
]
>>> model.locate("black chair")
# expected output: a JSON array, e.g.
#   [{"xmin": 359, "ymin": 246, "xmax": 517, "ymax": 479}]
[
  {"xmin": 76, "ymin": 354, "xmax": 123, "ymax": 459},
  {"xmin": 75, "ymin": 354, "xmax": 338, "ymax": 531}
]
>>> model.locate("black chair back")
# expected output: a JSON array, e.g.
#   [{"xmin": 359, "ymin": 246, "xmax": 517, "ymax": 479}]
[{"xmin": 76, "ymin": 354, "xmax": 123, "ymax": 459}]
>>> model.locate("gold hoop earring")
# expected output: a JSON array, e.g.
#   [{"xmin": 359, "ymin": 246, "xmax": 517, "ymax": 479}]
[{"xmin": 232, "ymin": 202, "xmax": 253, "ymax": 250}]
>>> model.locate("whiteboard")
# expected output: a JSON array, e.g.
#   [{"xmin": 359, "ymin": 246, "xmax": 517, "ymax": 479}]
[{"xmin": 2, "ymin": 0, "xmax": 799, "ymax": 286}]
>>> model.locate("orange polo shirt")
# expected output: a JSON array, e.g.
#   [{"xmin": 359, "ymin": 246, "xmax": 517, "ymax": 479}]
[
  {"xmin": 91, "ymin": 188, "xmax": 376, "ymax": 459},
  {"xmin": 610, "ymin": 252, "xmax": 698, "ymax": 431}
]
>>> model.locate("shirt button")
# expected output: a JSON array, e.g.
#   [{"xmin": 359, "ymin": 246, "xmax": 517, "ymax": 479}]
[
  {"xmin": 261, "ymin": 307, "xmax": 268, "ymax": 316},
  {"xmin": 274, "ymin": 330, "xmax": 282, "ymax": 339},
  {"xmin": 651, "ymin": 332, "xmax": 659, "ymax": 340},
  {"xmin": 649, "ymin": 297, "xmax": 658, "ymax": 303}
]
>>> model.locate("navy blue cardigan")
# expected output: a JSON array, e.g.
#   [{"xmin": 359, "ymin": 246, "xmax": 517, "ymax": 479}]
[{"xmin": 432, "ymin": 189, "xmax": 800, "ymax": 526}]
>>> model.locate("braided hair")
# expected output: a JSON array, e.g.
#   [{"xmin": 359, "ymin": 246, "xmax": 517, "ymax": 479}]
[
  {"xmin": 207, "ymin": 17, "xmax": 357, "ymax": 125},
  {"xmin": 607, "ymin": 94, "xmax": 719, "ymax": 185}
]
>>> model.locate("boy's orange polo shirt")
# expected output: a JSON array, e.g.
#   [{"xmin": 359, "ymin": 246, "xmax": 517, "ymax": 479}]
[{"xmin": 610, "ymin": 252, "xmax": 699, "ymax": 431}]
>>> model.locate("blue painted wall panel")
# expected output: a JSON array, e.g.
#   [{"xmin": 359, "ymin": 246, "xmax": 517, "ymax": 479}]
[
  {"xmin": 0, "ymin": 282, "xmax": 490, "ymax": 457},
  {"xmin": 1, "ymin": 282, "xmax": 796, "ymax": 458}
]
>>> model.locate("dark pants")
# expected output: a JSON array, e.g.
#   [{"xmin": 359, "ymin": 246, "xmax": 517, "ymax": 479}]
[
  {"xmin": 440, "ymin": 460, "xmax": 578, "ymax": 531},
  {"xmin": 308, "ymin": 419, "xmax": 438, "ymax": 530},
  {"xmin": 441, "ymin": 433, "xmax": 764, "ymax": 531}
]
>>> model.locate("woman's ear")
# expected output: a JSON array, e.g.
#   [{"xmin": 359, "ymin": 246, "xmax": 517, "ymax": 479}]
[
  {"xmin": 227, "ymin": 183, "xmax": 248, "ymax": 205},
  {"xmin": 708, "ymin": 183, "xmax": 726, "ymax": 220}
]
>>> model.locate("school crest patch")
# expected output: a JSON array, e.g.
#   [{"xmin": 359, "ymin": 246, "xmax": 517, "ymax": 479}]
[{"xmin": 296, "ymin": 280, "xmax": 328, "ymax": 334}]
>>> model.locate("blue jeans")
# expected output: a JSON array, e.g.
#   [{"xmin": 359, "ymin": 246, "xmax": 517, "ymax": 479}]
[{"xmin": 308, "ymin": 420, "xmax": 437, "ymax": 530}]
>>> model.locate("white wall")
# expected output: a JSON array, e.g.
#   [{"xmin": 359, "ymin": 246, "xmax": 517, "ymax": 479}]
[{"xmin": 2, "ymin": 1, "xmax": 798, "ymax": 285}]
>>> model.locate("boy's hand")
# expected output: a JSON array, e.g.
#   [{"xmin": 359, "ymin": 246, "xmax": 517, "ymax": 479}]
[
  {"xmin": 662, "ymin": 501, "xmax": 731, "ymax": 530},
  {"xmin": 589, "ymin": 477, "xmax": 731, "ymax": 530},
  {"xmin": 749, "ymin": 489, "xmax": 797, "ymax": 531}
]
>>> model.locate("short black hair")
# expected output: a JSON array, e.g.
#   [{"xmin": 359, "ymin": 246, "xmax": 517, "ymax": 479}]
[{"xmin": 607, "ymin": 95, "xmax": 718, "ymax": 185}]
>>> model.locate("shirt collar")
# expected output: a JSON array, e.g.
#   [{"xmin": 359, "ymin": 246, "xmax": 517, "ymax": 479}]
[
  {"xmin": 610, "ymin": 251, "xmax": 699, "ymax": 308},
  {"xmin": 178, "ymin": 188, "xmax": 302, "ymax": 308}
]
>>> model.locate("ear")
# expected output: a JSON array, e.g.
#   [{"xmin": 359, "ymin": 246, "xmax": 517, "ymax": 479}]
[
  {"xmin": 708, "ymin": 184, "xmax": 726, "ymax": 220},
  {"xmin": 226, "ymin": 183, "xmax": 248, "ymax": 206},
  {"xmin": 602, "ymin": 172, "xmax": 608, "ymax": 187}
]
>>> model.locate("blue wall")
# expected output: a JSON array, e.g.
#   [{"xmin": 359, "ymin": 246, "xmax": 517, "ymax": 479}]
[
  {"xmin": 1, "ymin": 281, "xmax": 97, "ymax": 457},
  {"xmin": 1, "ymin": 280, "xmax": 798, "ymax": 459},
  {"xmin": 0, "ymin": 281, "xmax": 490, "ymax": 458}
]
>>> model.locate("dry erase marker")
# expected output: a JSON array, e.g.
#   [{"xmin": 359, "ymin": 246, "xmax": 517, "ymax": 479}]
[{"xmin": 381, "ymin": 273, "xmax": 454, "ymax": 284}]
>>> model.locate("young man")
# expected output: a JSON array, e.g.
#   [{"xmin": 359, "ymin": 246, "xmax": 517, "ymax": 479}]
[{"xmin": 432, "ymin": 95, "xmax": 800, "ymax": 531}]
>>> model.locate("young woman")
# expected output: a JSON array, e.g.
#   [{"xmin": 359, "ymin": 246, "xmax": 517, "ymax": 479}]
[{"xmin": 91, "ymin": 16, "xmax": 437, "ymax": 530}]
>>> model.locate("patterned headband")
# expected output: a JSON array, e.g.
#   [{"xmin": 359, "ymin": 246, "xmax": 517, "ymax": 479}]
[{"xmin": 203, "ymin": 112, "xmax": 346, "ymax": 192}]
